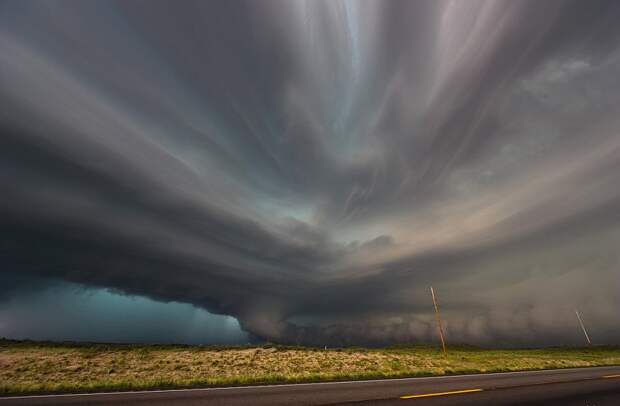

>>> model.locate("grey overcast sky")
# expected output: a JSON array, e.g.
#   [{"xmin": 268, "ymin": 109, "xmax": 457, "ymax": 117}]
[{"xmin": 1, "ymin": 0, "xmax": 619, "ymax": 346}]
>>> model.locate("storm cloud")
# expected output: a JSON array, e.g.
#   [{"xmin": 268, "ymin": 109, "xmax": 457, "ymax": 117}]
[{"xmin": 1, "ymin": 0, "xmax": 620, "ymax": 346}]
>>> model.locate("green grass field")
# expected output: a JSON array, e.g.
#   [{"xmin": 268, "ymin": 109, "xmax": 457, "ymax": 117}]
[{"xmin": 2, "ymin": 339, "xmax": 619, "ymax": 395}]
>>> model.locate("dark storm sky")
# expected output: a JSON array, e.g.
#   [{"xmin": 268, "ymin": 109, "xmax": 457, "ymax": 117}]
[{"xmin": 1, "ymin": 0, "xmax": 620, "ymax": 346}]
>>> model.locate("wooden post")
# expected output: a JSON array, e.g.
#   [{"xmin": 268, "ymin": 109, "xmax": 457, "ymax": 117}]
[
  {"xmin": 430, "ymin": 286, "xmax": 447, "ymax": 354},
  {"xmin": 575, "ymin": 310, "xmax": 592, "ymax": 345}
]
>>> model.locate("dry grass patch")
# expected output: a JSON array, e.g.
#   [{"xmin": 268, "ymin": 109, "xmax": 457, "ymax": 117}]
[{"xmin": 1, "ymin": 340, "xmax": 619, "ymax": 395}]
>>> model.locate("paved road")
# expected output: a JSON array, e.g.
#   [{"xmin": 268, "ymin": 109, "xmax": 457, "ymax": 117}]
[{"xmin": 1, "ymin": 366, "xmax": 619, "ymax": 405}]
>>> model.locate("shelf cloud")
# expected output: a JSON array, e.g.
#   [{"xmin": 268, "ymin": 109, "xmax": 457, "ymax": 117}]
[{"xmin": 2, "ymin": 0, "xmax": 620, "ymax": 345}]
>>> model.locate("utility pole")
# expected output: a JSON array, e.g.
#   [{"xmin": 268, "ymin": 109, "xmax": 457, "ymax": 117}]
[
  {"xmin": 575, "ymin": 309, "xmax": 592, "ymax": 345},
  {"xmin": 430, "ymin": 286, "xmax": 447, "ymax": 354}
]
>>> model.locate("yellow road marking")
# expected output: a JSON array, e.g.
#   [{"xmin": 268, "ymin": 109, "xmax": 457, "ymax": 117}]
[
  {"xmin": 603, "ymin": 374, "xmax": 620, "ymax": 378},
  {"xmin": 400, "ymin": 388, "xmax": 483, "ymax": 399}
]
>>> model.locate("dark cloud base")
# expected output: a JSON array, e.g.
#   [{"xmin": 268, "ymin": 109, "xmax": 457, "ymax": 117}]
[{"xmin": 1, "ymin": 0, "xmax": 620, "ymax": 346}]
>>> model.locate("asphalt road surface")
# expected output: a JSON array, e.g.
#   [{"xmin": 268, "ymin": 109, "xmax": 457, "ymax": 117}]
[{"xmin": 2, "ymin": 366, "xmax": 619, "ymax": 405}]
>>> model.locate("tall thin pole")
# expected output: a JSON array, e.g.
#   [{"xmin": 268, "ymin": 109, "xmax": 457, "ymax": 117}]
[
  {"xmin": 430, "ymin": 286, "xmax": 447, "ymax": 354},
  {"xmin": 575, "ymin": 309, "xmax": 591, "ymax": 345}
]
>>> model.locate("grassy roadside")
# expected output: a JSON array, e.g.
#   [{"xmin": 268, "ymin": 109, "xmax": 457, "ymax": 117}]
[{"xmin": 2, "ymin": 339, "xmax": 620, "ymax": 395}]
